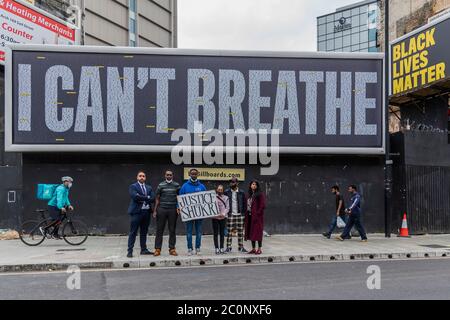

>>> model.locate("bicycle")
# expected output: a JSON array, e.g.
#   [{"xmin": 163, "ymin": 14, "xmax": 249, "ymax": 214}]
[{"xmin": 19, "ymin": 209, "xmax": 89, "ymax": 246}]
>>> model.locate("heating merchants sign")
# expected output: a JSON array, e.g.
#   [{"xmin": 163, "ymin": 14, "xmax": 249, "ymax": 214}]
[
  {"xmin": 390, "ymin": 13, "xmax": 449, "ymax": 96},
  {"xmin": 177, "ymin": 190, "xmax": 220, "ymax": 222},
  {"xmin": 0, "ymin": 0, "xmax": 79, "ymax": 64},
  {"xmin": 4, "ymin": 45, "xmax": 385, "ymax": 154}
]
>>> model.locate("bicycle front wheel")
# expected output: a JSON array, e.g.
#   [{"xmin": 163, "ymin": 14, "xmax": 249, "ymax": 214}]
[
  {"xmin": 62, "ymin": 219, "xmax": 89, "ymax": 246},
  {"xmin": 19, "ymin": 220, "xmax": 47, "ymax": 246}
]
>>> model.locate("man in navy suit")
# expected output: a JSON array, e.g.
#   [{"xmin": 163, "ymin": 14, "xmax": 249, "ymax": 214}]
[{"xmin": 127, "ymin": 171, "xmax": 155, "ymax": 258}]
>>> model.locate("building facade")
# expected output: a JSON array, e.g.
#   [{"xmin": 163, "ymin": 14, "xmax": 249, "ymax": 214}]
[{"xmin": 317, "ymin": 0, "xmax": 381, "ymax": 53}]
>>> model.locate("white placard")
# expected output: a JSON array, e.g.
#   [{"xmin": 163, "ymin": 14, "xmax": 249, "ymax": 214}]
[{"xmin": 177, "ymin": 190, "xmax": 220, "ymax": 222}]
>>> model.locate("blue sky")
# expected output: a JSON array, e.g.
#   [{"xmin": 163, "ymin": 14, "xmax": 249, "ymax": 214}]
[{"xmin": 178, "ymin": 0, "xmax": 360, "ymax": 51}]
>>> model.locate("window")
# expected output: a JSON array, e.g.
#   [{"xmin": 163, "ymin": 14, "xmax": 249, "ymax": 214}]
[
  {"xmin": 369, "ymin": 29, "xmax": 377, "ymax": 41},
  {"xmin": 327, "ymin": 22, "xmax": 334, "ymax": 33},
  {"xmin": 360, "ymin": 30, "xmax": 368, "ymax": 43},
  {"xmin": 335, "ymin": 37, "xmax": 343, "ymax": 49},
  {"xmin": 128, "ymin": 0, "xmax": 137, "ymax": 47},
  {"xmin": 327, "ymin": 39, "xmax": 334, "ymax": 51},
  {"xmin": 351, "ymin": 8, "xmax": 360, "ymax": 16},
  {"xmin": 351, "ymin": 33, "xmax": 359, "ymax": 45},
  {"xmin": 369, "ymin": 46, "xmax": 378, "ymax": 52},
  {"xmin": 318, "ymin": 41, "xmax": 326, "ymax": 51},
  {"xmin": 360, "ymin": 13, "xmax": 368, "ymax": 26},
  {"xmin": 343, "ymin": 35, "xmax": 351, "ymax": 47},
  {"xmin": 318, "ymin": 24, "xmax": 326, "ymax": 36},
  {"xmin": 318, "ymin": 16, "xmax": 327, "ymax": 25}
]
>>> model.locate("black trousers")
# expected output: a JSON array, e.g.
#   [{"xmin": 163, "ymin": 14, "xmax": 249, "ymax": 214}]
[
  {"xmin": 128, "ymin": 210, "xmax": 150, "ymax": 253},
  {"xmin": 212, "ymin": 219, "xmax": 226, "ymax": 249},
  {"xmin": 155, "ymin": 207, "xmax": 178, "ymax": 250}
]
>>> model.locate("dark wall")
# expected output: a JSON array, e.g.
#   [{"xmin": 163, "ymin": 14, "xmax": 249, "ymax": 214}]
[
  {"xmin": 21, "ymin": 153, "xmax": 385, "ymax": 235},
  {"xmin": 0, "ymin": 67, "xmax": 23, "ymax": 229}
]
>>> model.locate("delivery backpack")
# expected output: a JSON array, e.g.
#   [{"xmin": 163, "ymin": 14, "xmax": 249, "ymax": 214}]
[{"xmin": 36, "ymin": 184, "xmax": 59, "ymax": 201}]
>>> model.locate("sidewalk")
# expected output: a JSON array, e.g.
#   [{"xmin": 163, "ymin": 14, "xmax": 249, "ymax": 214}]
[{"xmin": 1, "ymin": 234, "xmax": 450, "ymax": 272}]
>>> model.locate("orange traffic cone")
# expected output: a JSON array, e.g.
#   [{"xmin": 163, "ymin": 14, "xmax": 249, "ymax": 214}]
[{"xmin": 398, "ymin": 213, "xmax": 410, "ymax": 237}]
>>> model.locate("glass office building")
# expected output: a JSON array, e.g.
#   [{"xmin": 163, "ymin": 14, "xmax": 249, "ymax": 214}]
[{"xmin": 317, "ymin": 0, "xmax": 380, "ymax": 53}]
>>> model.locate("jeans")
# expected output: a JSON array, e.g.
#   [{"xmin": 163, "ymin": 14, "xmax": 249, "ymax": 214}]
[
  {"xmin": 340, "ymin": 213, "xmax": 367, "ymax": 240},
  {"xmin": 327, "ymin": 214, "xmax": 349, "ymax": 235},
  {"xmin": 127, "ymin": 210, "xmax": 151, "ymax": 253},
  {"xmin": 185, "ymin": 219, "xmax": 203, "ymax": 250},
  {"xmin": 154, "ymin": 207, "xmax": 178, "ymax": 250}
]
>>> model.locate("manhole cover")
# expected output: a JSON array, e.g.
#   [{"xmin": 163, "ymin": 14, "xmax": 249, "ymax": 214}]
[
  {"xmin": 420, "ymin": 244, "xmax": 450, "ymax": 249},
  {"xmin": 56, "ymin": 249, "xmax": 86, "ymax": 252}
]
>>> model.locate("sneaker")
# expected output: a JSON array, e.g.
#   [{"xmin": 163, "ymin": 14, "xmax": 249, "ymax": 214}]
[
  {"xmin": 248, "ymin": 249, "xmax": 257, "ymax": 254},
  {"xmin": 127, "ymin": 252, "xmax": 133, "ymax": 258},
  {"xmin": 225, "ymin": 247, "xmax": 232, "ymax": 253},
  {"xmin": 215, "ymin": 248, "xmax": 220, "ymax": 255},
  {"xmin": 322, "ymin": 232, "xmax": 331, "ymax": 239},
  {"xmin": 239, "ymin": 247, "xmax": 248, "ymax": 253},
  {"xmin": 219, "ymin": 248, "xmax": 225, "ymax": 254},
  {"xmin": 336, "ymin": 236, "xmax": 344, "ymax": 241},
  {"xmin": 195, "ymin": 248, "xmax": 201, "ymax": 255},
  {"xmin": 361, "ymin": 239, "xmax": 368, "ymax": 243},
  {"xmin": 187, "ymin": 249, "xmax": 194, "ymax": 256},
  {"xmin": 255, "ymin": 249, "xmax": 262, "ymax": 255},
  {"xmin": 39, "ymin": 227, "xmax": 46, "ymax": 236}
]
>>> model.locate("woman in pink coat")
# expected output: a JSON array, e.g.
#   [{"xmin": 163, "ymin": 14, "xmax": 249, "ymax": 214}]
[{"xmin": 245, "ymin": 180, "xmax": 266, "ymax": 255}]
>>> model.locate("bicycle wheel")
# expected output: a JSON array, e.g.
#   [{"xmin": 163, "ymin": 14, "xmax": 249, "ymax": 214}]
[
  {"xmin": 62, "ymin": 219, "xmax": 89, "ymax": 246},
  {"xmin": 19, "ymin": 220, "xmax": 48, "ymax": 246}
]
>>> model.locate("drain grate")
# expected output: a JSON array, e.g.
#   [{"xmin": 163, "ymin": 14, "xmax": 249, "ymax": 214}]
[
  {"xmin": 56, "ymin": 248, "xmax": 87, "ymax": 252},
  {"xmin": 420, "ymin": 244, "xmax": 450, "ymax": 249}
]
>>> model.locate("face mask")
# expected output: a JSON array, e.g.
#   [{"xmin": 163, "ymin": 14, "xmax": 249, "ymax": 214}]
[{"xmin": 67, "ymin": 183, "xmax": 73, "ymax": 189}]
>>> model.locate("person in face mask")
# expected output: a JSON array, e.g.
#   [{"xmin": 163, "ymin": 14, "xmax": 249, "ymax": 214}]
[
  {"xmin": 45, "ymin": 176, "xmax": 75, "ymax": 239},
  {"xmin": 178, "ymin": 168, "xmax": 207, "ymax": 255},
  {"xmin": 153, "ymin": 170, "xmax": 181, "ymax": 257}
]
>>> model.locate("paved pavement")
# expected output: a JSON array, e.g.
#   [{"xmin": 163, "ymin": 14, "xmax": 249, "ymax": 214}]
[
  {"xmin": 1, "ymin": 258, "xmax": 450, "ymax": 300},
  {"xmin": 1, "ymin": 233, "xmax": 450, "ymax": 272}
]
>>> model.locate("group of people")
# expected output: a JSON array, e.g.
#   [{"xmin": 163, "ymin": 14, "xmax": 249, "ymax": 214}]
[
  {"xmin": 126, "ymin": 168, "xmax": 267, "ymax": 258},
  {"xmin": 322, "ymin": 184, "xmax": 368, "ymax": 242},
  {"xmin": 42, "ymin": 174, "xmax": 368, "ymax": 255}
]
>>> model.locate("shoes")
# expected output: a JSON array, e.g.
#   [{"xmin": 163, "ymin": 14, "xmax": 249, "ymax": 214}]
[
  {"xmin": 169, "ymin": 249, "xmax": 178, "ymax": 256},
  {"xmin": 248, "ymin": 249, "xmax": 256, "ymax": 254},
  {"xmin": 39, "ymin": 227, "xmax": 46, "ymax": 237},
  {"xmin": 188, "ymin": 249, "xmax": 194, "ymax": 256},
  {"xmin": 127, "ymin": 252, "xmax": 133, "ymax": 258},
  {"xmin": 255, "ymin": 249, "xmax": 262, "ymax": 255},
  {"xmin": 195, "ymin": 248, "xmax": 201, "ymax": 255},
  {"xmin": 361, "ymin": 239, "xmax": 368, "ymax": 243},
  {"xmin": 154, "ymin": 249, "xmax": 161, "ymax": 257},
  {"xmin": 219, "ymin": 248, "xmax": 225, "ymax": 254},
  {"xmin": 225, "ymin": 247, "xmax": 232, "ymax": 253},
  {"xmin": 215, "ymin": 248, "xmax": 220, "ymax": 255},
  {"xmin": 322, "ymin": 232, "xmax": 331, "ymax": 239},
  {"xmin": 51, "ymin": 234, "xmax": 62, "ymax": 240},
  {"xmin": 239, "ymin": 247, "xmax": 248, "ymax": 253},
  {"xmin": 140, "ymin": 249, "xmax": 154, "ymax": 255},
  {"xmin": 336, "ymin": 236, "xmax": 344, "ymax": 241}
]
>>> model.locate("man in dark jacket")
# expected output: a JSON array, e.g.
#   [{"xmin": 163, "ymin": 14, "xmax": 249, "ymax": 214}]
[
  {"xmin": 224, "ymin": 177, "xmax": 247, "ymax": 253},
  {"xmin": 337, "ymin": 185, "xmax": 368, "ymax": 242},
  {"xmin": 127, "ymin": 171, "xmax": 155, "ymax": 258}
]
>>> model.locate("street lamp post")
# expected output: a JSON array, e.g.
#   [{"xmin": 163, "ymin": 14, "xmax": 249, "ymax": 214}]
[{"xmin": 384, "ymin": 0, "xmax": 392, "ymax": 238}]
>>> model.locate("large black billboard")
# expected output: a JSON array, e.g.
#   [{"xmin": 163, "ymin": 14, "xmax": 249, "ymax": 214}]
[{"xmin": 5, "ymin": 45, "xmax": 384, "ymax": 154}]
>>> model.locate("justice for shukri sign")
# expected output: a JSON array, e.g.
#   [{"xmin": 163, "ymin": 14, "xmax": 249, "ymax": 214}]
[{"xmin": 177, "ymin": 190, "xmax": 220, "ymax": 222}]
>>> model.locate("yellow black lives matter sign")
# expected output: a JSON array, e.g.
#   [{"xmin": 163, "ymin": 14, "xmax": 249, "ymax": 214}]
[{"xmin": 390, "ymin": 15, "xmax": 449, "ymax": 96}]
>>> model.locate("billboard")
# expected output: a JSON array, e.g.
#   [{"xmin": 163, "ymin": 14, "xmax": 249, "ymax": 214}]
[
  {"xmin": 5, "ymin": 45, "xmax": 385, "ymax": 154},
  {"xmin": 0, "ymin": 0, "xmax": 79, "ymax": 64},
  {"xmin": 390, "ymin": 13, "xmax": 449, "ymax": 97}
]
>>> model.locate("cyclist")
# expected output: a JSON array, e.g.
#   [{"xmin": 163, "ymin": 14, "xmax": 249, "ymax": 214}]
[{"xmin": 41, "ymin": 176, "xmax": 75, "ymax": 239}]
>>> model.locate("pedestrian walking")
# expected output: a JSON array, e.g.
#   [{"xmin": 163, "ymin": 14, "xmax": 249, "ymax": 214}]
[
  {"xmin": 153, "ymin": 170, "xmax": 181, "ymax": 257},
  {"xmin": 213, "ymin": 185, "xmax": 229, "ymax": 254},
  {"xmin": 224, "ymin": 177, "xmax": 247, "ymax": 253},
  {"xmin": 245, "ymin": 180, "xmax": 266, "ymax": 255},
  {"xmin": 322, "ymin": 185, "xmax": 348, "ymax": 239},
  {"xmin": 127, "ymin": 171, "xmax": 155, "ymax": 258},
  {"xmin": 337, "ymin": 185, "xmax": 368, "ymax": 242},
  {"xmin": 179, "ymin": 168, "xmax": 207, "ymax": 255}
]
